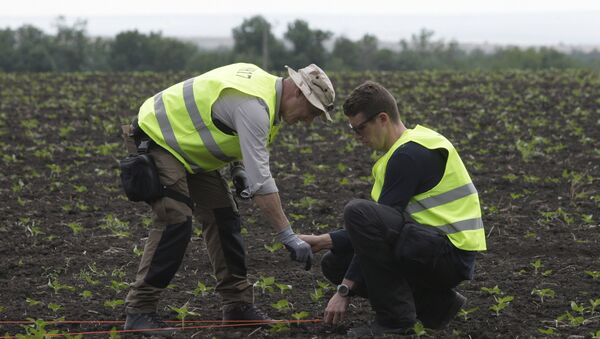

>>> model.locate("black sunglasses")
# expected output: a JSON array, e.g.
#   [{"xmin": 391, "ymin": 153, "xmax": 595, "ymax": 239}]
[{"xmin": 348, "ymin": 113, "xmax": 379, "ymax": 134}]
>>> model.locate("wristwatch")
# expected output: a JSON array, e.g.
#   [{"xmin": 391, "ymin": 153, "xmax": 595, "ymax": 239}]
[{"xmin": 336, "ymin": 284, "xmax": 350, "ymax": 297}]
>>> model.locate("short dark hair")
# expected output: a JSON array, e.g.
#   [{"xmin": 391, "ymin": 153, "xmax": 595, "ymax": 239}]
[{"xmin": 342, "ymin": 81, "xmax": 400, "ymax": 122}]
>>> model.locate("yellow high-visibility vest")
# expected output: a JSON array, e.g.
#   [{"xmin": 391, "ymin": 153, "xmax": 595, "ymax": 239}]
[
  {"xmin": 371, "ymin": 125, "xmax": 486, "ymax": 251},
  {"xmin": 137, "ymin": 63, "xmax": 281, "ymax": 173}
]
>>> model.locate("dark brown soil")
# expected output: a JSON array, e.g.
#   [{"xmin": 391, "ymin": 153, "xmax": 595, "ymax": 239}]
[{"xmin": 0, "ymin": 71, "xmax": 598, "ymax": 338}]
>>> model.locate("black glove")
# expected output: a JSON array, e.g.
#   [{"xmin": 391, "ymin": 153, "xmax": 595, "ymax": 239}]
[{"xmin": 229, "ymin": 162, "xmax": 251, "ymax": 200}]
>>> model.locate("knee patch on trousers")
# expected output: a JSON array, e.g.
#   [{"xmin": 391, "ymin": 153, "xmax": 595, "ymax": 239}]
[{"xmin": 144, "ymin": 217, "xmax": 192, "ymax": 288}]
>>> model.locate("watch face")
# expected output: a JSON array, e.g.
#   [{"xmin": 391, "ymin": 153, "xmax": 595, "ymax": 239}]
[{"xmin": 337, "ymin": 284, "xmax": 349, "ymax": 297}]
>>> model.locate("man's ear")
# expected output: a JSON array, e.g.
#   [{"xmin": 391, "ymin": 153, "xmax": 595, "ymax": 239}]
[{"xmin": 379, "ymin": 112, "xmax": 390, "ymax": 123}]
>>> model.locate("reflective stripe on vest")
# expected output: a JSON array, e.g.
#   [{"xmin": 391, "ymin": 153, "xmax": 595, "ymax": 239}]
[
  {"xmin": 181, "ymin": 78, "xmax": 235, "ymax": 163},
  {"xmin": 137, "ymin": 63, "xmax": 279, "ymax": 173},
  {"xmin": 371, "ymin": 125, "xmax": 486, "ymax": 251},
  {"xmin": 406, "ymin": 182, "xmax": 477, "ymax": 214},
  {"xmin": 154, "ymin": 91, "xmax": 203, "ymax": 172}
]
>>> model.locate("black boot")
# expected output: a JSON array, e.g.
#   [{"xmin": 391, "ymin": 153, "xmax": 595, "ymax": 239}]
[
  {"xmin": 222, "ymin": 303, "xmax": 272, "ymax": 324},
  {"xmin": 124, "ymin": 312, "xmax": 176, "ymax": 337},
  {"xmin": 421, "ymin": 291, "xmax": 467, "ymax": 329}
]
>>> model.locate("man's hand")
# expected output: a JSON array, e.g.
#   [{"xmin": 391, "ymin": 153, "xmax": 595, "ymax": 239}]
[
  {"xmin": 298, "ymin": 234, "xmax": 332, "ymax": 253},
  {"xmin": 323, "ymin": 293, "xmax": 350, "ymax": 325},
  {"xmin": 229, "ymin": 162, "xmax": 251, "ymax": 200},
  {"xmin": 276, "ymin": 226, "xmax": 313, "ymax": 270}
]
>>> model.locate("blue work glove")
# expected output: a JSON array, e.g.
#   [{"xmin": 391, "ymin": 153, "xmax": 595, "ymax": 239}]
[{"xmin": 276, "ymin": 226, "xmax": 313, "ymax": 270}]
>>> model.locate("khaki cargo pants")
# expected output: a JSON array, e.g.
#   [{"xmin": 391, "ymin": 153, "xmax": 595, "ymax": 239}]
[{"xmin": 121, "ymin": 124, "xmax": 253, "ymax": 314}]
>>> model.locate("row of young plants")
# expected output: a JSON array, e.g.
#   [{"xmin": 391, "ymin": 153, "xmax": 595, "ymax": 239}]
[{"xmin": 0, "ymin": 70, "xmax": 598, "ymax": 337}]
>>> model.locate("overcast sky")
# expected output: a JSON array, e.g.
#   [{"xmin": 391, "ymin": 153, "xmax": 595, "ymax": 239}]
[
  {"xmin": 4, "ymin": 0, "xmax": 600, "ymax": 15},
  {"xmin": 2, "ymin": 0, "xmax": 600, "ymax": 45}
]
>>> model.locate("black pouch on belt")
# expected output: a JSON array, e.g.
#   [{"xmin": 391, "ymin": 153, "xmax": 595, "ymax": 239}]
[{"xmin": 119, "ymin": 152, "xmax": 164, "ymax": 203}]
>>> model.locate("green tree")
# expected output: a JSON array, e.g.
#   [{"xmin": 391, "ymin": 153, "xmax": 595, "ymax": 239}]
[
  {"xmin": 186, "ymin": 49, "xmax": 233, "ymax": 73},
  {"xmin": 109, "ymin": 30, "xmax": 196, "ymax": 71},
  {"xmin": 13, "ymin": 25, "xmax": 54, "ymax": 71},
  {"xmin": 51, "ymin": 16, "xmax": 89, "ymax": 71},
  {"xmin": 330, "ymin": 36, "xmax": 360, "ymax": 70},
  {"xmin": 231, "ymin": 15, "xmax": 286, "ymax": 69},
  {"xmin": 0, "ymin": 28, "xmax": 16, "ymax": 71},
  {"xmin": 284, "ymin": 19, "xmax": 332, "ymax": 68}
]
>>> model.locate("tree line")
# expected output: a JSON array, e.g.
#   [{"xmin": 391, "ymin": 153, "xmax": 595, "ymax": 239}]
[{"xmin": 1, "ymin": 16, "xmax": 599, "ymax": 72}]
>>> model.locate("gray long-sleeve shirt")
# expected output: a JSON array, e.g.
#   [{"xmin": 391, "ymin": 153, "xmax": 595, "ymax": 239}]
[{"xmin": 211, "ymin": 78, "xmax": 282, "ymax": 196}]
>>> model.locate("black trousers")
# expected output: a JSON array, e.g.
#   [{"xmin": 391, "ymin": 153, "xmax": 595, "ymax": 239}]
[{"xmin": 322, "ymin": 199, "xmax": 468, "ymax": 328}]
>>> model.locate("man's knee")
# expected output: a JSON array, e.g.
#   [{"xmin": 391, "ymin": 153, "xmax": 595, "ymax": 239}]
[
  {"xmin": 343, "ymin": 199, "xmax": 374, "ymax": 229},
  {"xmin": 151, "ymin": 197, "xmax": 191, "ymax": 228}
]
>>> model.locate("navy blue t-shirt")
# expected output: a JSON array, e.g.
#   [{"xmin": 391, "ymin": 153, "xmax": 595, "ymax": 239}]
[{"xmin": 329, "ymin": 141, "xmax": 476, "ymax": 284}]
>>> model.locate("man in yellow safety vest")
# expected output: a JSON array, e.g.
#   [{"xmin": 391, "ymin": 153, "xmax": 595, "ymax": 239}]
[
  {"xmin": 120, "ymin": 63, "xmax": 335, "ymax": 336},
  {"xmin": 300, "ymin": 81, "xmax": 486, "ymax": 336}
]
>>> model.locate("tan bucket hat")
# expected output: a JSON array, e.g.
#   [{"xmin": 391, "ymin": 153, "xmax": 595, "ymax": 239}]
[{"xmin": 285, "ymin": 64, "xmax": 335, "ymax": 122}]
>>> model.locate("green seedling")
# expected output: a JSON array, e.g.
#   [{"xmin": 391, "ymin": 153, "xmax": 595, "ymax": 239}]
[
  {"xmin": 271, "ymin": 299, "xmax": 291, "ymax": 312},
  {"xmin": 48, "ymin": 278, "xmax": 75, "ymax": 294},
  {"xmin": 531, "ymin": 288, "xmax": 555, "ymax": 303},
  {"xmin": 104, "ymin": 299, "xmax": 125, "ymax": 310},
  {"xmin": 100, "ymin": 214, "xmax": 130, "ymax": 238},
  {"xmin": 110, "ymin": 280, "xmax": 129, "ymax": 293},
  {"xmin": 26, "ymin": 298, "xmax": 42, "ymax": 306},
  {"xmin": 48, "ymin": 303, "xmax": 63, "ymax": 312},
  {"xmin": 310, "ymin": 288, "xmax": 324, "ymax": 302},
  {"xmin": 264, "ymin": 241, "xmax": 283, "ymax": 253},
  {"xmin": 590, "ymin": 329, "xmax": 600, "ymax": 338},
  {"xmin": 585, "ymin": 271, "xmax": 600, "ymax": 279},
  {"xmin": 289, "ymin": 213, "xmax": 306, "ymax": 221},
  {"xmin": 413, "ymin": 322, "xmax": 427, "ymax": 337},
  {"xmin": 589, "ymin": 298, "xmax": 600, "ymax": 315},
  {"xmin": 530, "ymin": 259, "xmax": 543, "ymax": 275},
  {"xmin": 316, "ymin": 280, "xmax": 333, "ymax": 291},
  {"xmin": 302, "ymin": 173, "xmax": 316, "ymax": 185},
  {"xmin": 557, "ymin": 311, "xmax": 585, "ymax": 327},
  {"xmin": 481, "ymin": 285, "xmax": 502, "ymax": 295},
  {"xmin": 275, "ymin": 283, "xmax": 292, "ymax": 294},
  {"xmin": 17, "ymin": 319, "xmax": 59, "ymax": 338},
  {"xmin": 111, "ymin": 268, "xmax": 127, "ymax": 279},
  {"xmin": 268, "ymin": 322, "xmax": 290, "ymax": 334},
  {"xmin": 571, "ymin": 301, "xmax": 586, "ymax": 316},
  {"xmin": 169, "ymin": 302, "xmax": 200, "ymax": 329},
  {"xmin": 291, "ymin": 311, "xmax": 310, "ymax": 321},
  {"xmin": 254, "ymin": 276, "xmax": 275, "ymax": 294},
  {"xmin": 133, "ymin": 245, "xmax": 144, "ymax": 257},
  {"xmin": 458, "ymin": 307, "xmax": 479, "ymax": 321},
  {"xmin": 192, "ymin": 282, "xmax": 214, "ymax": 297},
  {"xmin": 66, "ymin": 222, "xmax": 83, "ymax": 235},
  {"xmin": 581, "ymin": 214, "xmax": 594, "ymax": 224},
  {"xmin": 489, "ymin": 295, "xmax": 513, "ymax": 316},
  {"xmin": 141, "ymin": 216, "xmax": 153, "ymax": 229},
  {"xmin": 109, "ymin": 327, "xmax": 121, "ymax": 339},
  {"xmin": 537, "ymin": 327, "xmax": 557, "ymax": 335},
  {"xmin": 80, "ymin": 290, "xmax": 92, "ymax": 299},
  {"xmin": 311, "ymin": 221, "xmax": 329, "ymax": 231},
  {"xmin": 290, "ymin": 196, "xmax": 319, "ymax": 209}
]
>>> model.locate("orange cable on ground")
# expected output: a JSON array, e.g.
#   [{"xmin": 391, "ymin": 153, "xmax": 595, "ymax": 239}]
[{"xmin": 0, "ymin": 318, "xmax": 322, "ymax": 338}]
